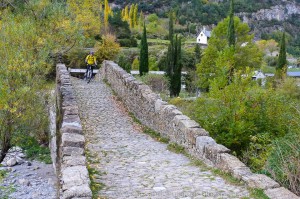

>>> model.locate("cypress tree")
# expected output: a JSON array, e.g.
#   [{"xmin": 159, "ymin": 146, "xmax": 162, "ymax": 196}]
[
  {"xmin": 227, "ymin": 0, "xmax": 235, "ymax": 47},
  {"xmin": 194, "ymin": 44, "xmax": 201, "ymax": 64},
  {"xmin": 166, "ymin": 12, "xmax": 182, "ymax": 97},
  {"xmin": 139, "ymin": 23, "xmax": 149, "ymax": 76},
  {"xmin": 227, "ymin": 0, "xmax": 235, "ymax": 84},
  {"xmin": 276, "ymin": 32, "xmax": 287, "ymax": 79}
]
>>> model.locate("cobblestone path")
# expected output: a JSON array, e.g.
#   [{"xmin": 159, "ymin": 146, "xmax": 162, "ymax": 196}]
[{"xmin": 71, "ymin": 77, "xmax": 251, "ymax": 199}]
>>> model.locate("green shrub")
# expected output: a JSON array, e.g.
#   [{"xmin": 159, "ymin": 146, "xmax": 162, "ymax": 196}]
[
  {"xmin": 117, "ymin": 54, "xmax": 131, "ymax": 73},
  {"xmin": 140, "ymin": 73, "xmax": 169, "ymax": 94},
  {"xmin": 193, "ymin": 74, "xmax": 299, "ymax": 161},
  {"xmin": 267, "ymin": 132, "xmax": 300, "ymax": 196}
]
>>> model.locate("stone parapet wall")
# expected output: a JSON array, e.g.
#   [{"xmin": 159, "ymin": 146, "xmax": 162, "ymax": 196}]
[
  {"xmin": 56, "ymin": 64, "xmax": 92, "ymax": 199},
  {"xmin": 99, "ymin": 61, "xmax": 299, "ymax": 199}
]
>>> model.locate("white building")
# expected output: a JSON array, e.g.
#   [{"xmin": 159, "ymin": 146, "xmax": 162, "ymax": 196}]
[{"xmin": 196, "ymin": 28, "xmax": 211, "ymax": 45}]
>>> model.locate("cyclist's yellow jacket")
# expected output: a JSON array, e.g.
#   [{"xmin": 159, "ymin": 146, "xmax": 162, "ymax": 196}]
[{"xmin": 85, "ymin": 55, "xmax": 97, "ymax": 65}]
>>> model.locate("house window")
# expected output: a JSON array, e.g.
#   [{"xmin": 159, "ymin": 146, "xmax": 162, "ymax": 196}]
[{"xmin": 201, "ymin": 34, "xmax": 203, "ymax": 37}]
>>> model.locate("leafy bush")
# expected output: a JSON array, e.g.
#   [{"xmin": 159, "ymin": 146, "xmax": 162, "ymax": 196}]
[
  {"xmin": 193, "ymin": 73, "xmax": 299, "ymax": 158},
  {"xmin": 140, "ymin": 73, "xmax": 169, "ymax": 94},
  {"xmin": 267, "ymin": 132, "xmax": 300, "ymax": 196},
  {"xmin": 94, "ymin": 34, "xmax": 120, "ymax": 63},
  {"xmin": 117, "ymin": 54, "xmax": 131, "ymax": 73}
]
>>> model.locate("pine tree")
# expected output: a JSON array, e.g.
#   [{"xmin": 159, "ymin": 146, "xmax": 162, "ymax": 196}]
[
  {"xmin": 276, "ymin": 32, "xmax": 287, "ymax": 79},
  {"xmin": 227, "ymin": 0, "xmax": 235, "ymax": 47},
  {"xmin": 165, "ymin": 12, "xmax": 182, "ymax": 97},
  {"xmin": 139, "ymin": 23, "xmax": 149, "ymax": 76}
]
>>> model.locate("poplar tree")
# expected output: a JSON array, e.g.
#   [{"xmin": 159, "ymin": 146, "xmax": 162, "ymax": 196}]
[
  {"xmin": 124, "ymin": 5, "xmax": 129, "ymax": 22},
  {"xmin": 133, "ymin": 4, "xmax": 138, "ymax": 28},
  {"xmin": 276, "ymin": 32, "xmax": 287, "ymax": 79},
  {"xmin": 139, "ymin": 23, "xmax": 149, "ymax": 76},
  {"xmin": 129, "ymin": 4, "xmax": 134, "ymax": 29},
  {"xmin": 165, "ymin": 12, "xmax": 182, "ymax": 97},
  {"xmin": 104, "ymin": 0, "xmax": 110, "ymax": 31},
  {"xmin": 138, "ymin": 11, "xmax": 144, "ymax": 30}
]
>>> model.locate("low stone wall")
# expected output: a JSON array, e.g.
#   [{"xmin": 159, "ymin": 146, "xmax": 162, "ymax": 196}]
[
  {"xmin": 56, "ymin": 64, "xmax": 92, "ymax": 199},
  {"xmin": 99, "ymin": 61, "xmax": 299, "ymax": 199}
]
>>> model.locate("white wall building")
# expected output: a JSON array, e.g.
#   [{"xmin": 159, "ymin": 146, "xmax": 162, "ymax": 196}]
[{"xmin": 196, "ymin": 28, "xmax": 211, "ymax": 45}]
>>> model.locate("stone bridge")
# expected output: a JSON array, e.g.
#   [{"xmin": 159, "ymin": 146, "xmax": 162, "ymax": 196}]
[{"xmin": 53, "ymin": 62, "xmax": 299, "ymax": 199}]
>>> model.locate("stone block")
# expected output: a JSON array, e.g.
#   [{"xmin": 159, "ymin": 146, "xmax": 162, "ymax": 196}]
[
  {"xmin": 154, "ymin": 99, "xmax": 168, "ymax": 113},
  {"xmin": 231, "ymin": 167, "xmax": 253, "ymax": 180},
  {"xmin": 204, "ymin": 144, "xmax": 230, "ymax": 162},
  {"xmin": 62, "ymin": 106, "xmax": 79, "ymax": 116},
  {"xmin": 62, "ymin": 155, "xmax": 87, "ymax": 168},
  {"xmin": 62, "ymin": 185, "xmax": 92, "ymax": 199},
  {"xmin": 62, "ymin": 121, "xmax": 82, "ymax": 129},
  {"xmin": 196, "ymin": 136, "xmax": 216, "ymax": 153},
  {"xmin": 62, "ymin": 147, "xmax": 85, "ymax": 157},
  {"xmin": 243, "ymin": 174, "xmax": 280, "ymax": 190},
  {"xmin": 178, "ymin": 119, "xmax": 200, "ymax": 132},
  {"xmin": 61, "ymin": 133, "xmax": 85, "ymax": 148},
  {"xmin": 61, "ymin": 125, "xmax": 83, "ymax": 135},
  {"xmin": 63, "ymin": 114, "xmax": 81, "ymax": 124},
  {"xmin": 264, "ymin": 187, "xmax": 299, "ymax": 199},
  {"xmin": 173, "ymin": 115, "xmax": 190, "ymax": 126},
  {"xmin": 185, "ymin": 128, "xmax": 209, "ymax": 146},
  {"xmin": 61, "ymin": 166, "xmax": 90, "ymax": 191},
  {"xmin": 215, "ymin": 153, "xmax": 247, "ymax": 173}
]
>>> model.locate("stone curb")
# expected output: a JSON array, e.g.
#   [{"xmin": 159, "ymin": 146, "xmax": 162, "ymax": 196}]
[
  {"xmin": 56, "ymin": 64, "xmax": 92, "ymax": 199},
  {"xmin": 98, "ymin": 61, "xmax": 299, "ymax": 199}
]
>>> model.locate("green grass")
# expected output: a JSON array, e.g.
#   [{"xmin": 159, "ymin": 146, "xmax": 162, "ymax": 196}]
[
  {"xmin": 86, "ymin": 150, "xmax": 105, "ymax": 199},
  {"xmin": 16, "ymin": 136, "xmax": 52, "ymax": 164},
  {"xmin": 288, "ymin": 67, "xmax": 300, "ymax": 72},
  {"xmin": 167, "ymin": 142, "xmax": 185, "ymax": 154},
  {"xmin": 0, "ymin": 170, "xmax": 8, "ymax": 182},
  {"xmin": 249, "ymin": 188, "xmax": 270, "ymax": 199}
]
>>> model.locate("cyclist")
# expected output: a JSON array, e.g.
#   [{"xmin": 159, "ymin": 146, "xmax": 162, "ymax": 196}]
[{"xmin": 85, "ymin": 51, "xmax": 97, "ymax": 79}]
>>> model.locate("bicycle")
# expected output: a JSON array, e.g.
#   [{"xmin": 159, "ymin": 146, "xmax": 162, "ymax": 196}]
[{"xmin": 85, "ymin": 64, "xmax": 93, "ymax": 83}]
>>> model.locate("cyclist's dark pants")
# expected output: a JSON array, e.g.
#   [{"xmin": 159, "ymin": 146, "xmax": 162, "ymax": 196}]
[{"xmin": 86, "ymin": 64, "xmax": 93, "ymax": 77}]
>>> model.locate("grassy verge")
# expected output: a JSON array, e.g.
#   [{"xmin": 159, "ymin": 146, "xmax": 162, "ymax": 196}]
[
  {"xmin": 86, "ymin": 149, "xmax": 105, "ymax": 199},
  {"xmin": 16, "ymin": 136, "xmax": 52, "ymax": 164}
]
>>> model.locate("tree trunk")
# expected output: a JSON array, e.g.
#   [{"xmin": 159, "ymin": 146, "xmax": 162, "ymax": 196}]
[{"xmin": 0, "ymin": 113, "xmax": 12, "ymax": 162}]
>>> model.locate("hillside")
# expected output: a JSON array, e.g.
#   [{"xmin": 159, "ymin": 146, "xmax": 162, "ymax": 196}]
[{"xmin": 111, "ymin": 0, "xmax": 300, "ymax": 55}]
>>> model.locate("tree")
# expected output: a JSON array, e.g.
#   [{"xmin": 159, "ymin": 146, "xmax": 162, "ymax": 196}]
[
  {"xmin": 129, "ymin": 4, "xmax": 134, "ymax": 29},
  {"xmin": 133, "ymin": 4, "xmax": 138, "ymax": 28},
  {"xmin": 104, "ymin": 0, "xmax": 111, "ymax": 32},
  {"xmin": 67, "ymin": 0, "xmax": 102, "ymax": 37},
  {"xmin": 194, "ymin": 44, "xmax": 201, "ymax": 64},
  {"xmin": 94, "ymin": 34, "xmax": 120, "ymax": 64},
  {"xmin": 0, "ymin": 0, "xmax": 84, "ymax": 161},
  {"xmin": 276, "ymin": 32, "xmax": 287, "ymax": 79},
  {"xmin": 227, "ymin": 0, "xmax": 235, "ymax": 47},
  {"xmin": 139, "ymin": 23, "xmax": 149, "ymax": 76},
  {"xmin": 197, "ymin": 16, "xmax": 263, "ymax": 91},
  {"xmin": 165, "ymin": 12, "xmax": 182, "ymax": 97}
]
